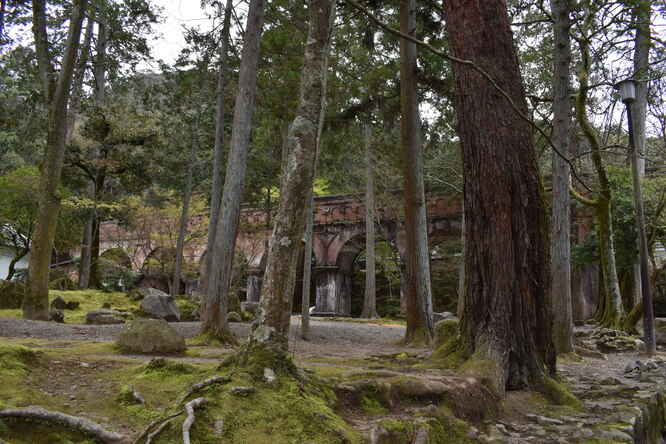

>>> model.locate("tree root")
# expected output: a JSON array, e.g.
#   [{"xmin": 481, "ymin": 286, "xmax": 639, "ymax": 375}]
[
  {"xmin": 144, "ymin": 417, "xmax": 175, "ymax": 444},
  {"xmin": 132, "ymin": 412, "xmax": 182, "ymax": 444},
  {"xmin": 0, "ymin": 406, "xmax": 128, "ymax": 443},
  {"xmin": 177, "ymin": 375, "xmax": 230, "ymax": 405},
  {"xmin": 182, "ymin": 397, "xmax": 205, "ymax": 444}
]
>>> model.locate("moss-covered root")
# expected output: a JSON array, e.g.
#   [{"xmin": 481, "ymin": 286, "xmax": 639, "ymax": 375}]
[
  {"xmin": 539, "ymin": 377, "xmax": 585, "ymax": 412},
  {"xmin": 191, "ymin": 328, "xmax": 239, "ymax": 347},
  {"xmin": 221, "ymin": 341, "xmax": 298, "ymax": 380}
]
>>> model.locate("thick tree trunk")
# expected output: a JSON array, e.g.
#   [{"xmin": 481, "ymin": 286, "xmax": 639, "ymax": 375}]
[
  {"xmin": 199, "ymin": 0, "xmax": 266, "ymax": 339},
  {"xmin": 24, "ymin": 0, "xmax": 87, "ymax": 320},
  {"xmin": 361, "ymin": 123, "xmax": 379, "ymax": 319},
  {"xmin": 301, "ymin": 199, "xmax": 314, "ymax": 340},
  {"xmin": 88, "ymin": 211, "xmax": 101, "ymax": 289},
  {"xmin": 254, "ymin": 0, "xmax": 337, "ymax": 351},
  {"xmin": 400, "ymin": 0, "xmax": 434, "ymax": 345},
  {"xmin": 456, "ymin": 202, "xmax": 465, "ymax": 318},
  {"xmin": 442, "ymin": 0, "xmax": 556, "ymax": 393},
  {"xmin": 172, "ymin": 113, "xmax": 200, "ymax": 297},
  {"xmin": 632, "ymin": 2, "xmax": 650, "ymax": 175},
  {"xmin": 201, "ymin": 0, "xmax": 233, "ymax": 297},
  {"xmin": 550, "ymin": 0, "xmax": 574, "ymax": 354}
]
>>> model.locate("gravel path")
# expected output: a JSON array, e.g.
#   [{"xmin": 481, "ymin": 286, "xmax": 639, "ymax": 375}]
[{"xmin": 0, "ymin": 316, "xmax": 421, "ymax": 359}]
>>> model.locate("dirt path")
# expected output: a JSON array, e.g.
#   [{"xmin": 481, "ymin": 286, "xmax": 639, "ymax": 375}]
[{"xmin": 0, "ymin": 316, "xmax": 426, "ymax": 359}]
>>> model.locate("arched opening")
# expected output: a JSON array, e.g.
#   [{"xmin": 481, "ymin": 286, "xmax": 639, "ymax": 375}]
[
  {"xmin": 332, "ymin": 233, "xmax": 403, "ymax": 318},
  {"xmin": 351, "ymin": 240, "xmax": 403, "ymax": 317}
]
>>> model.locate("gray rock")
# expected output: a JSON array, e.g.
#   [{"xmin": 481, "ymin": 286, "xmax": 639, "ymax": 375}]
[
  {"xmin": 190, "ymin": 307, "xmax": 200, "ymax": 321},
  {"xmin": 86, "ymin": 309, "xmax": 127, "ymax": 324},
  {"xmin": 64, "ymin": 301, "xmax": 80, "ymax": 310},
  {"xmin": 140, "ymin": 288, "xmax": 180, "ymax": 322},
  {"xmin": 625, "ymin": 362, "xmax": 640, "ymax": 373},
  {"xmin": 594, "ymin": 429, "xmax": 633, "ymax": 443},
  {"xmin": 49, "ymin": 308, "xmax": 64, "ymax": 323},
  {"xmin": 114, "ymin": 317, "xmax": 186, "ymax": 354},
  {"xmin": 537, "ymin": 416, "xmax": 564, "ymax": 426},
  {"xmin": 50, "ymin": 296, "xmax": 67, "ymax": 309}
]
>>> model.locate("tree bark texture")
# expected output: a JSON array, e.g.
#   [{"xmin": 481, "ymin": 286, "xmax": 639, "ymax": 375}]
[
  {"xmin": 199, "ymin": 0, "xmax": 266, "ymax": 338},
  {"xmin": 550, "ymin": 0, "xmax": 574, "ymax": 354},
  {"xmin": 24, "ymin": 0, "xmax": 87, "ymax": 320},
  {"xmin": 361, "ymin": 123, "xmax": 379, "ymax": 319},
  {"xmin": 201, "ymin": 0, "xmax": 233, "ymax": 297},
  {"xmin": 442, "ymin": 0, "xmax": 556, "ymax": 392},
  {"xmin": 257, "ymin": 0, "xmax": 337, "ymax": 350},
  {"xmin": 67, "ymin": 17, "xmax": 94, "ymax": 141},
  {"xmin": 400, "ymin": 0, "xmax": 434, "ymax": 345},
  {"xmin": 172, "ymin": 111, "xmax": 200, "ymax": 297}
]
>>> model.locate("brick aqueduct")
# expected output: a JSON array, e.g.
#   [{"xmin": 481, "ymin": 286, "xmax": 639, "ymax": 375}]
[{"xmin": 99, "ymin": 193, "xmax": 463, "ymax": 316}]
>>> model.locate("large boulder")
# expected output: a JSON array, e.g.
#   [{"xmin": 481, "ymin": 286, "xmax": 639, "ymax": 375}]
[
  {"xmin": 0, "ymin": 281, "xmax": 25, "ymax": 309},
  {"xmin": 115, "ymin": 318, "xmax": 186, "ymax": 354},
  {"xmin": 86, "ymin": 308, "xmax": 127, "ymax": 325},
  {"xmin": 434, "ymin": 319, "xmax": 459, "ymax": 348},
  {"xmin": 140, "ymin": 288, "xmax": 181, "ymax": 322}
]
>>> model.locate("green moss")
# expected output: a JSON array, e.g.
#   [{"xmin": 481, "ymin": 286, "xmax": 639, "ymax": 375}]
[
  {"xmin": 424, "ymin": 413, "xmax": 475, "ymax": 444},
  {"xmin": 379, "ymin": 418, "xmax": 405, "ymax": 432},
  {"xmin": 0, "ymin": 344, "xmax": 44, "ymax": 407},
  {"xmin": 139, "ymin": 357, "xmax": 195, "ymax": 375},
  {"xmin": 0, "ymin": 417, "xmax": 98, "ymax": 443},
  {"xmin": 361, "ymin": 395, "xmax": 388, "ymax": 414},
  {"xmin": 540, "ymin": 377, "xmax": 584, "ymax": 411}
]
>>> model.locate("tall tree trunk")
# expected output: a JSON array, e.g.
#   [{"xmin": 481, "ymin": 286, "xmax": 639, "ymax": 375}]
[
  {"xmin": 361, "ymin": 123, "xmax": 379, "ymax": 319},
  {"xmin": 301, "ymin": 199, "xmax": 314, "ymax": 340},
  {"xmin": 400, "ymin": 0, "xmax": 434, "ymax": 345},
  {"xmin": 172, "ymin": 112, "xmax": 200, "ymax": 297},
  {"xmin": 67, "ymin": 17, "xmax": 93, "ymax": 141},
  {"xmin": 572, "ymin": 6, "xmax": 624, "ymax": 328},
  {"xmin": 94, "ymin": 0, "xmax": 108, "ymax": 107},
  {"xmin": 253, "ymin": 0, "xmax": 337, "ymax": 351},
  {"xmin": 201, "ymin": 0, "xmax": 233, "ymax": 297},
  {"xmin": 633, "ymin": 2, "xmax": 650, "ymax": 176},
  {"xmin": 442, "ymin": 0, "xmax": 556, "ymax": 393},
  {"xmin": 550, "ymin": 0, "xmax": 574, "ymax": 354},
  {"xmin": 199, "ymin": 0, "xmax": 266, "ymax": 339},
  {"xmin": 24, "ymin": 0, "xmax": 87, "ymax": 320}
]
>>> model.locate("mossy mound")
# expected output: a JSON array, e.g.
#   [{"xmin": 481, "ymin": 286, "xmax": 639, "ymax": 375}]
[
  {"xmin": 434, "ymin": 319, "xmax": 459, "ymax": 348},
  {"xmin": 0, "ymin": 281, "xmax": 25, "ymax": 309},
  {"xmin": 0, "ymin": 344, "xmax": 45, "ymax": 408}
]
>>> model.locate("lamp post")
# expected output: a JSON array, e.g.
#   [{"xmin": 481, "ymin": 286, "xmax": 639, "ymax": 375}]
[{"xmin": 616, "ymin": 78, "xmax": 655, "ymax": 355}]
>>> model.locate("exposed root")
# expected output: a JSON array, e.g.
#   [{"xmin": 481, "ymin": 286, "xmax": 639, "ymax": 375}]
[
  {"xmin": 0, "ymin": 407, "xmax": 128, "ymax": 443},
  {"xmin": 177, "ymin": 375, "xmax": 230, "ymax": 405},
  {"xmin": 182, "ymin": 397, "xmax": 206, "ymax": 444},
  {"xmin": 144, "ymin": 418, "xmax": 175, "ymax": 444},
  {"xmin": 132, "ymin": 412, "xmax": 182, "ymax": 444}
]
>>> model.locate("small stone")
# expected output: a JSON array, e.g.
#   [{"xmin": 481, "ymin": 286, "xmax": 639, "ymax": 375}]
[
  {"xmin": 264, "ymin": 368, "xmax": 276, "ymax": 385},
  {"xmin": 424, "ymin": 404, "xmax": 437, "ymax": 414},
  {"xmin": 467, "ymin": 427, "xmax": 479, "ymax": 440},
  {"xmin": 495, "ymin": 424, "xmax": 508, "ymax": 434},
  {"xmin": 534, "ymin": 428, "xmax": 547, "ymax": 437},
  {"xmin": 69, "ymin": 395, "xmax": 76, "ymax": 400},
  {"xmin": 214, "ymin": 418, "xmax": 224, "ymax": 436},
  {"xmin": 25, "ymin": 376, "xmax": 33, "ymax": 383},
  {"xmin": 537, "ymin": 416, "xmax": 564, "ymax": 426},
  {"xmin": 314, "ymin": 412, "xmax": 329, "ymax": 419},
  {"xmin": 624, "ymin": 362, "xmax": 640, "ymax": 373},
  {"xmin": 80, "ymin": 362, "xmax": 89, "ymax": 368},
  {"xmin": 62, "ymin": 403, "xmax": 70, "ymax": 408}
]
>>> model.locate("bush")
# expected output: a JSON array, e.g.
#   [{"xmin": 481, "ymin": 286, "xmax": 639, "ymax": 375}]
[{"xmin": 0, "ymin": 281, "xmax": 25, "ymax": 309}]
